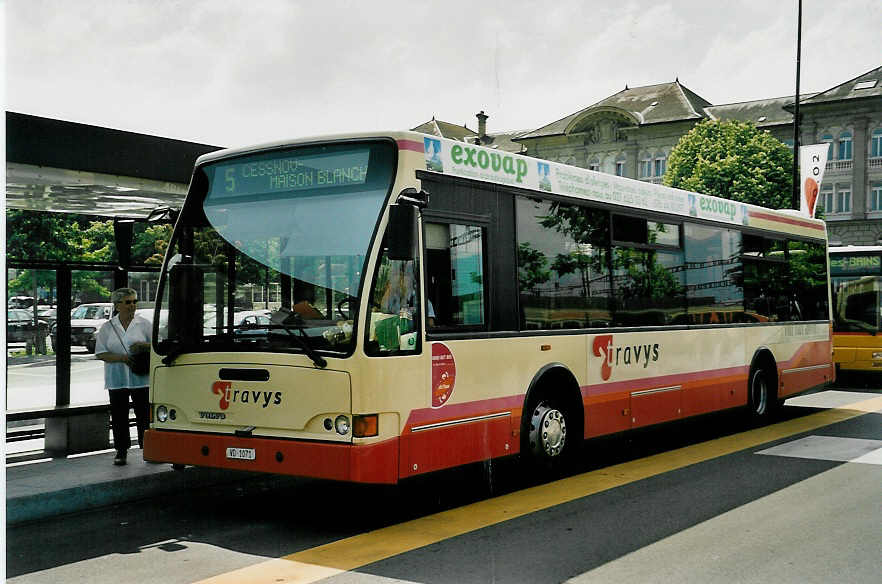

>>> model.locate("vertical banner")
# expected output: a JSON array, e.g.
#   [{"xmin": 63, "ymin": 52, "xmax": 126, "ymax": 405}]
[{"xmin": 799, "ymin": 144, "xmax": 829, "ymax": 218}]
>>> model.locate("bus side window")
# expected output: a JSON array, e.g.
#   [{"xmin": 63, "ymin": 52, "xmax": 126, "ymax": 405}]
[{"xmin": 425, "ymin": 222, "xmax": 486, "ymax": 329}]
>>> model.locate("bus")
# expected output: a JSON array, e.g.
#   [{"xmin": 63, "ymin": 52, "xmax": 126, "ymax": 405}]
[
  {"xmin": 143, "ymin": 132, "xmax": 833, "ymax": 483},
  {"xmin": 829, "ymin": 245, "xmax": 882, "ymax": 375}
]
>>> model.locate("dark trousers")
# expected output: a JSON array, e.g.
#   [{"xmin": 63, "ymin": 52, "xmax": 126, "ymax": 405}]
[{"xmin": 109, "ymin": 387, "xmax": 149, "ymax": 452}]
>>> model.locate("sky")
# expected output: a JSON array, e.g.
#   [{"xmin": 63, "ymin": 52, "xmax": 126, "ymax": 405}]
[{"xmin": 4, "ymin": 0, "xmax": 880, "ymax": 148}]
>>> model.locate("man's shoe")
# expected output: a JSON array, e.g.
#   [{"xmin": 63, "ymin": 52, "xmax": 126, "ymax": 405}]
[{"xmin": 113, "ymin": 451, "xmax": 127, "ymax": 466}]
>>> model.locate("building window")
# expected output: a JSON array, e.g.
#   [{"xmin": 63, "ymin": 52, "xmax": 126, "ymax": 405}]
[
  {"xmin": 654, "ymin": 154, "xmax": 666, "ymax": 177},
  {"xmin": 870, "ymin": 184, "xmax": 882, "ymax": 212},
  {"xmin": 588, "ymin": 158, "xmax": 600, "ymax": 172},
  {"xmin": 821, "ymin": 134, "xmax": 834, "ymax": 159},
  {"xmin": 821, "ymin": 187, "xmax": 834, "ymax": 215},
  {"xmin": 871, "ymin": 129, "xmax": 882, "ymax": 158},
  {"xmin": 639, "ymin": 155, "xmax": 652, "ymax": 178},
  {"xmin": 836, "ymin": 185, "xmax": 852, "ymax": 213},
  {"xmin": 615, "ymin": 161, "xmax": 625, "ymax": 176},
  {"xmin": 838, "ymin": 132, "xmax": 853, "ymax": 161}
]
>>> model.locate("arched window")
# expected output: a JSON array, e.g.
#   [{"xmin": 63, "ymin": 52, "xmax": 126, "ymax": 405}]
[
  {"xmin": 869, "ymin": 182, "xmax": 882, "ymax": 212},
  {"xmin": 588, "ymin": 157, "xmax": 600, "ymax": 172},
  {"xmin": 615, "ymin": 153, "xmax": 626, "ymax": 177},
  {"xmin": 821, "ymin": 133, "xmax": 834, "ymax": 159},
  {"xmin": 653, "ymin": 152, "xmax": 667, "ymax": 177},
  {"xmin": 871, "ymin": 128, "xmax": 882, "ymax": 159},
  {"xmin": 639, "ymin": 152, "xmax": 652, "ymax": 178},
  {"xmin": 836, "ymin": 183, "xmax": 852, "ymax": 213},
  {"xmin": 820, "ymin": 185, "xmax": 834, "ymax": 215},
  {"xmin": 838, "ymin": 131, "xmax": 853, "ymax": 161}
]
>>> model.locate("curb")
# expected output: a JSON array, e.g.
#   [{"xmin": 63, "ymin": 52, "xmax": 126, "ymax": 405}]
[{"xmin": 6, "ymin": 465, "xmax": 256, "ymax": 525}]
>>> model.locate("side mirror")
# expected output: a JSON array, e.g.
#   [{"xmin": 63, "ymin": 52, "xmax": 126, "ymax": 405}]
[
  {"xmin": 386, "ymin": 204, "xmax": 417, "ymax": 261},
  {"xmin": 397, "ymin": 187, "xmax": 429, "ymax": 208}
]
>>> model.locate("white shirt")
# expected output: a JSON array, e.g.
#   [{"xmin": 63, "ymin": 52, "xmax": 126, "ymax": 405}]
[{"xmin": 95, "ymin": 314, "xmax": 152, "ymax": 390}]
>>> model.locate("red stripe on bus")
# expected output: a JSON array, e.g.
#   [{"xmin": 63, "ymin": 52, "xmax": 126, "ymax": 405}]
[
  {"xmin": 397, "ymin": 139, "xmax": 425, "ymax": 153},
  {"xmin": 749, "ymin": 210, "xmax": 825, "ymax": 231},
  {"xmin": 143, "ymin": 429, "xmax": 399, "ymax": 484}
]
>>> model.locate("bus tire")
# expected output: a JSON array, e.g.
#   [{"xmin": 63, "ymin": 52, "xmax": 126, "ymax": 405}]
[
  {"xmin": 521, "ymin": 383, "xmax": 582, "ymax": 476},
  {"xmin": 747, "ymin": 363, "xmax": 776, "ymax": 423}
]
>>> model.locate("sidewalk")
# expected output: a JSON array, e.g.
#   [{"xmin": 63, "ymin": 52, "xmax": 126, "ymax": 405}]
[{"xmin": 5, "ymin": 448, "xmax": 256, "ymax": 525}]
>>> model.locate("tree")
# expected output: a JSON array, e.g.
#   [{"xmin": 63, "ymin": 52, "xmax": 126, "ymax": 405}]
[
  {"xmin": 517, "ymin": 242, "xmax": 551, "ymax": 294},
  {"xmin": 664, "ymin": 120, "xmax": 793, "ymax": 209}
]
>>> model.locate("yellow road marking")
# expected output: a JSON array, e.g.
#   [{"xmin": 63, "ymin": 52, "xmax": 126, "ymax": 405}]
[{"xmin": 196, "ymin": 395, "xmax": 882, "ymax": 584}]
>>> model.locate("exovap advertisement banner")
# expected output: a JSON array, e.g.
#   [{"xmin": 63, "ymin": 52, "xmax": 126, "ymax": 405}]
[{"xmin": 421, "ymin": 136, "xmax": 749, "ymax": 227}]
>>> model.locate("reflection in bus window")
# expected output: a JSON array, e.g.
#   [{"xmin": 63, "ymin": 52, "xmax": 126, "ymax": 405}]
[
  {"xmin": 788, "ymin": 240, "xmax": 829, "ymax": 321},
  {"xmin": 516, "ymin": 197, "xmax": 611, "ymax": 330},
  {"xmin": 613, "ymin": 248, "xmax": 686, "ymax": 326},
  {"xmin": 684, "ymin": 224, "xmax": 743, "ymax": 324},
  {"xmin": 425, "ymin": 222, "xmax": 485, "ymax": 328},
  {"xmin": 834, "ymin": 278, "xmax": 880, "ymax": 333}
]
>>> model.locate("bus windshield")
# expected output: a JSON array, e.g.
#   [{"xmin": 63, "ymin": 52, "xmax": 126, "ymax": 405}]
[{"xmin": 155, "ymin": 140, "xmax": 396, "ymax": 357}]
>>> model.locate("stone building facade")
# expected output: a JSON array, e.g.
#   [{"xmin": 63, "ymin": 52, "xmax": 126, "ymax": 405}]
[{"xmin": 510, "ymin": 66, "xmax": 882, "ymax": 246}]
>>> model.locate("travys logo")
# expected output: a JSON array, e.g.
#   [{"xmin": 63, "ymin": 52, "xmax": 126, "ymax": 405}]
[
  {"xmin": 592, "ymin": 335, "xmax": 660, "ymax": 381},
  {"xmin": 212, "ymin": 381, "xmax": 282, "ymax": 410}
]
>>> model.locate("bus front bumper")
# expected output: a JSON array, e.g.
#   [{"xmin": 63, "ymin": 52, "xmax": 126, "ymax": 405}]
[{"xmin": 143, "ymin": 429, "xmax": 399, "ymax": 484}]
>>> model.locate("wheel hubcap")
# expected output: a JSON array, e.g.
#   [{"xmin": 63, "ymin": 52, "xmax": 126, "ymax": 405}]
[{"xmin": 529, "ymin": 402, "xmax": 567, "ymax": 458}]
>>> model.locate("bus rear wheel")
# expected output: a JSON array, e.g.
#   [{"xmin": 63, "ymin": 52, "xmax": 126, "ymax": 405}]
[{"xmin": 748, "ymin": 365, "xmax": 776, "ymax": 423}]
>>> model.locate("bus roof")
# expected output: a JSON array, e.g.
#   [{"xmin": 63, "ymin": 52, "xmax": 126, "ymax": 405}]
[{"xmin": 195, "ymin": 130, "xmax": 827, "ymax": 239}]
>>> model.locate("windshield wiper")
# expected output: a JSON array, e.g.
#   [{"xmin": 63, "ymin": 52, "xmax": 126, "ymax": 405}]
[{"xmin": 269, "ymin": 309, "xmax": 327, "ymax": 368}]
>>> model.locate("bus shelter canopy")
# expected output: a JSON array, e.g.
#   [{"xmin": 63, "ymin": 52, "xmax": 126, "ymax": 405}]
[{"xmin": 5, "ymin": 112, "xmax": 222, "ymax": 219}]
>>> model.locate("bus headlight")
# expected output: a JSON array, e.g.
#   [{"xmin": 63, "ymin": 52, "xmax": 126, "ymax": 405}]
[
  {"xmin": 156, "ymin": 405, "xmax": 169, "ymax": 422},
  {"xmin": 334, "ymin": 415, "xmax": 350, "ymax": 435}
]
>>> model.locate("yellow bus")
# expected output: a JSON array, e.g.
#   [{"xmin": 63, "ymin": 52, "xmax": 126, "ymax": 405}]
[
  {"xmin": 143, "ymin": 132, "xmax": 833, "ymax": 483},
  {"xmin": 829, "ymin": 246, "xmax": 882, "ymax": 375}
]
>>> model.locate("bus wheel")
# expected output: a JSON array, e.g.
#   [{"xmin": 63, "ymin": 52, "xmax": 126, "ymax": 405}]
[
  {"xmin": 526, "ymin": 399, "xmax": 569, "ymax": 468},
  {"xmin": 748, "ymin": 365, "xmax": 774, "ymax": 422}
]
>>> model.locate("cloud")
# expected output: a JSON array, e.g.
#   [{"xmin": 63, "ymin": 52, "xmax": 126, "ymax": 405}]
[{"xmin": 5, "ymin": 0, "xmax": 879, "ymax": 146}]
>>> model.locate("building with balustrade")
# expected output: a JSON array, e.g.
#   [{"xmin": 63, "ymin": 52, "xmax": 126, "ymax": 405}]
[{"xmin": 513, "ymin": 66, "xmax": 882, "ymax": 246}]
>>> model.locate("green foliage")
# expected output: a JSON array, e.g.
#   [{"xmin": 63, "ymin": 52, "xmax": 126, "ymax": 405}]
[
  {"xmin": 517, "ymin": 242, "xmax": 551, "ymax": 293},
  {"xmin": 6, "ymin": 209, "xmax": 174, "ymax": 299},
  {"xmin": 6, "ymin": 210, "xmax": 81, "ymax": 261},
  {"xmin": 133, "ymin": 224, "xmax": 173, "ymax": 265},
  {"xmin": 613, "ymin": 249, "xmax": 684, "ymax": 302},
  {"xmin": 665, "ymin": 120, "xmax": 793, "ymax": 209}
]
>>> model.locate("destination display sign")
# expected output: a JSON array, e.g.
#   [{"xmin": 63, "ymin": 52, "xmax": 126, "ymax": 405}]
[
  {"xmin": 830, "ymin": 254, "xmax": 882, "ymax": 276},
  {"xmin": 208, "ymin": 150, "xmax": 370, "ymax": 199},
  {"xmin": 421, "ymin": 136, "xmax": 751, "ymax": 226}
]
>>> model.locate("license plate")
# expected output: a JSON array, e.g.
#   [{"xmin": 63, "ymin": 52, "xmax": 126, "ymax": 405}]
[{"xmin": 226, "ymin": 447, "xmax": 256, "ymax": 460}]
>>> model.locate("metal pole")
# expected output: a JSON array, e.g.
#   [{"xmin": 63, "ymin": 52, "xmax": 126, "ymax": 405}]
[{"xmin": 791, "ymin": 0, "xmax": 802, "ymax": 210}]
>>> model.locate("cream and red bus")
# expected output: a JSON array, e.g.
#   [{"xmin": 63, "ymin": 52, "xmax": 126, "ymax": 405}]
[
  {"xmin": 143, "ymin": 132, "xmax": 833, "ymax": 483},
  {"xmin": 829, "ymin": 245, "xmax": 882, "ymax": 375}
]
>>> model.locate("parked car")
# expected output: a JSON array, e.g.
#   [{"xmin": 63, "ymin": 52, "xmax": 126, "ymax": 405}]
[
  {"xmin": 37, "ymin": 307, "xmax": 58, "ymax": 328},
  {"xmin": 135, "ymin": 308, "xmax": 168, "ymax": 338},
  {"xmin": 202, "ymin": 310, "xmax": 271, "ymax": 339},
  {"xmin": 7, "ymin": 308, "xmax": 50, "ymax": 353},
  {"xmin": 50, "ymin": 303, "xmax": 112, "ymax": 353},
  {"xmin": 8, "ymin": 296, "xmax": 35, "ymax": 309}
]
